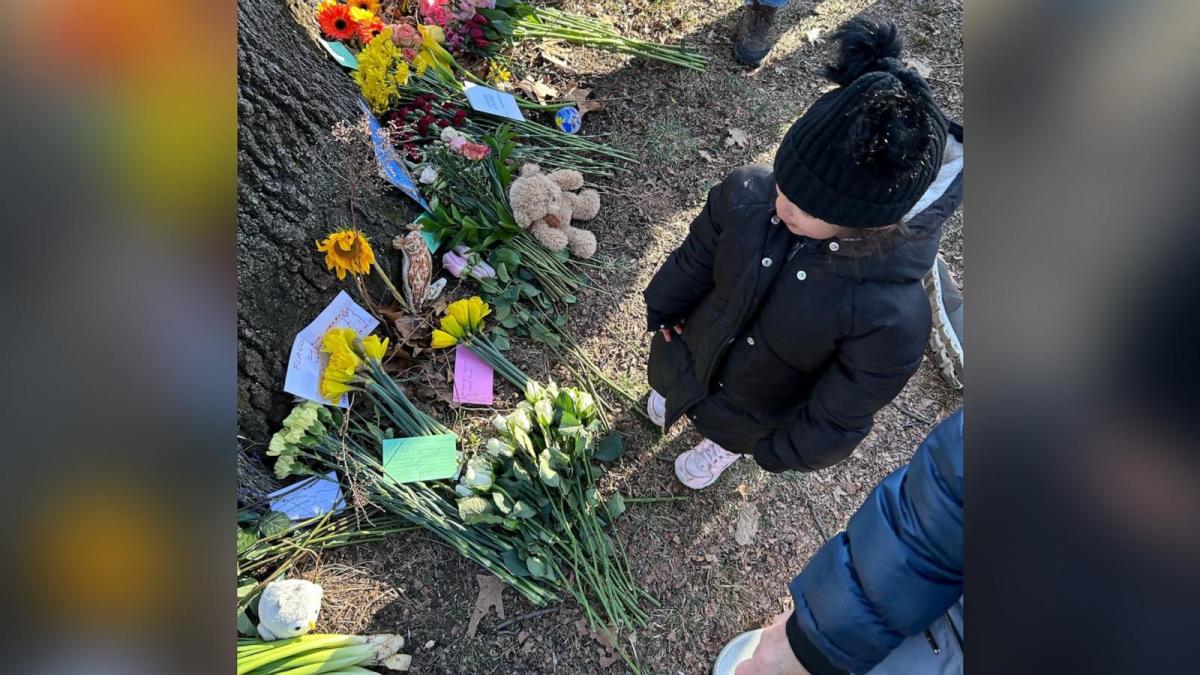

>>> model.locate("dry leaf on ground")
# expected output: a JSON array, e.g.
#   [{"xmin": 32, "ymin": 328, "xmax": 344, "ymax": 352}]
[
  {"xmin": 725, "ymin": 128, "xmax": 750, "ymax": 149},
  {"xmin": 466, "ymin": 574, "xmax": 506, "ymax": 638},
  {"xmin": 735, "ymin": 503, "xmax": 760, "ymax": 546},
  {"xmin": 906, "ymin": 57, "xmax": 933, "ymax": 78}
]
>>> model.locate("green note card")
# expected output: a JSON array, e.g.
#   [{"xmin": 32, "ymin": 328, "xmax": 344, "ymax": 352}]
[
  {"xmin": 320, "ymin": 39, "xmax": 358, "ymax": 70},
  {"xmin": 382, "ymin": 434, "xmax": 459, "ymax": 484},
  {"xmin": 414, "ymin": 213, "xmax": 441, "ymax": 253}
]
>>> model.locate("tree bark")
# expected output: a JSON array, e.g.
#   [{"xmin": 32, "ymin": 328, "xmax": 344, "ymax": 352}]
[{"xmin": 237, "ymin": 0, "xmax": 415, "ymax": 445}]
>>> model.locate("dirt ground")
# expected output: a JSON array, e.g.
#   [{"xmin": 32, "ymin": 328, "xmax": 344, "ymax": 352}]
[{"xmin": 293, "ymin": 0, "xmax": 964, "ymax": 672}]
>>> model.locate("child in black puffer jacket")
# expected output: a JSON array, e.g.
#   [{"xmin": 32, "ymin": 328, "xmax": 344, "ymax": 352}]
[{"xmin": 644, "ymin": 16, "xmax": 963, "ymax": 488}]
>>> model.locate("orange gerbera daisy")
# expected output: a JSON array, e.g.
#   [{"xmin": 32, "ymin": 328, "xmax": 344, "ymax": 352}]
[
  {"xmin": 356, "ymin": 17, "xmax": 384, "ymax": 45},
  {"xmin": 317, "ymin": 3, "xmax": 358, "ymax": 42},
  {"xmin": 348, "ymin": 0, "xmax": 382, "ymax": 14}
]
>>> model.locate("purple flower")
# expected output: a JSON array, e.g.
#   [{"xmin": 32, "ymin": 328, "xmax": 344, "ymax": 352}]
[{"xmin": 442, "ymin": 251, "xmax": 468, "ymax": 278}]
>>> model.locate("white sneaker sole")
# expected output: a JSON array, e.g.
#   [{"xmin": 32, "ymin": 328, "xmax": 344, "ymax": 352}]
[{"xmin": 713, "ymin": 629, "xmax": 763, "ymax": 675}]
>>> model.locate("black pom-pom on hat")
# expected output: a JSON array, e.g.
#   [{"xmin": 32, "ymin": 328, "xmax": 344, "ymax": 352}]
[{"xmin": 773, "ymin": 16, "xmax": 948, "ymax": 229}]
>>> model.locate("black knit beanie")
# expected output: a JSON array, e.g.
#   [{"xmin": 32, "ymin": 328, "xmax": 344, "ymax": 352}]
[{"xmin": 773, "ymin": 17, "xmax": 949, "ymax": 229}]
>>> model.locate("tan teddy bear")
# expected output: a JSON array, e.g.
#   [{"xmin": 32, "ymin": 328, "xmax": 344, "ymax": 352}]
[{"xmin": 507, "ymin": 163, "xmax": 600, "ymax": 259}]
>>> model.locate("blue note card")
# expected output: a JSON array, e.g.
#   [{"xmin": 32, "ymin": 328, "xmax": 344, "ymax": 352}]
[
  {"xmin": 268, "ymin": 471, "xmax": 345, "ymax": 520},
  {"xmin": 357, "ymin": 99, "xmax": 429, "ymax": 210}
]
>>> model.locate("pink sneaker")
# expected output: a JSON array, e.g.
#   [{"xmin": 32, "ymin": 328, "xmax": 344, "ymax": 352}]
[
  {"xmin": 647, "ymin": 389, "xmax": 666, "ymax": 429},
  {"xmin": 674, "ymin": 439, "xmax": 740, "ymax": 489}
]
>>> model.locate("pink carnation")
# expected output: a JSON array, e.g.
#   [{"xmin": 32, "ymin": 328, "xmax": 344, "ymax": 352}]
[
  {"xmin": 448, "ymin": 135, "xmax": 468, "ymax": 152},
  {"xmin": 460, "ymin": 142, "xmax": 492, "ymax": 161}
]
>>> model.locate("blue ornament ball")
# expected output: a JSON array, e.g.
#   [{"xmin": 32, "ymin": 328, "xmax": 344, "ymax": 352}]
[{"xmin": 555, "ymin": 107, "xmax": 582, "ymax": 135}]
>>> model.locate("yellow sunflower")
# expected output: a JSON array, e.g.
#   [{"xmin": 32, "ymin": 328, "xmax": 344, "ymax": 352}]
[{"xmin": 316, "ymin": 230, "xmax": 376, "ymax": 279}]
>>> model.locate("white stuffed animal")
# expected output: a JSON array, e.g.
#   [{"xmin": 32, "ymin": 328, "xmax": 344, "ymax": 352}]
[{"xmin": 256, "ymin": 579, "xmax": 323, "ymax": 641}]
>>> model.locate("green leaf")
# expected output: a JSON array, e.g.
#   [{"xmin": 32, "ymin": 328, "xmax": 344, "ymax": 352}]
[
  {"xmin": 594, "ymin": 433, "xmax": 624, "ymax": 462},
  {"xmin": 237, "ymin": 579, "xmax": 258, "ymax": 599},
  {"xmin": 237, "ymin": 609, "xmax": 257, "ymax": 637},
  {"xmin": 537, "ymin": 452, "xmax": 561, "ymax": 488},
  {"xmin": 605, "ymin": 492, "xmax": 627, "ymax": 521},
  {"xmin": 502, "ymin": 549, "xmax": 530, "ymax": 577},
  {"xmin": 585, "ymin": 487, "xmax": 601, "ymax": 507},
  {"xmin": 557, "ymin": 411, "xmax": 582, "ymax": 437},
  {"xmin": 526, "ymin": 556, "xmax": 548, "ymax": 579},
  {"xmin": 458, "ymin": 495, "xmax": 494, "ymax": 524},
  {"xmin": 492, "ymin": 491, "xmax": 514, "ymax": 514},
  {"xmin": 257, "ymin": 510, "xmax": 291, "ymax": 537},
  {"xmin": 236, "ymin": 527, "xmax": 257, "ymax": 555},
  {"xmin": 497, "ymin": 262, "xmax": 510, "ymax": 283},
  {"xmin": 509, "ymin": 499, "xmax": 536, "ymax": 519},
  {"xmin": 494, "ymin": 247, "xmax": 521, "ymax": 267},
  {"xmin": 491, "ymin": 331, "xmax": 511, "ymax": 351},
  {"xmin": 562, "ymin": 294, "xmax": 577, "ymax": 304}
]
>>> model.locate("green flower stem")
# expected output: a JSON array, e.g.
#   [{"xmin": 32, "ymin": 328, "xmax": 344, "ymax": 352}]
[{"xmin": 371, "ymin": 263, "xmax": 412, "ymax": 311}]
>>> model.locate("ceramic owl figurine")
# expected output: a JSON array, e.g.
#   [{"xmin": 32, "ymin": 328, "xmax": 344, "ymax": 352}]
[{"xmin": 394, "ymin": 230, "xmax": 432, "ymax": 310}]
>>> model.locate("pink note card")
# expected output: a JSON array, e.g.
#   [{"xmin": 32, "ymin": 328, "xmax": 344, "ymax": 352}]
[{"xmin": 453, "ymin": 344, "xmax": 494, "ymax": 405}]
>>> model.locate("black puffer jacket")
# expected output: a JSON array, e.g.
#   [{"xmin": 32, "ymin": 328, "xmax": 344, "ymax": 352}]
[{"xmin": 644, "ymin": 134, "xmax": 963, "ymax": 472}]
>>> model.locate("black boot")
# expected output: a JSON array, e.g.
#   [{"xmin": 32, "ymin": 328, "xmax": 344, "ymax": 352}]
[{"xmin": 734, "ymin": 2, "xmax": 779, "ymax": 66}]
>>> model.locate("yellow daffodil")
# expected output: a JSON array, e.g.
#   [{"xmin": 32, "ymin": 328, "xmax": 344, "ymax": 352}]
[
  {"xmin": 431, "ymin": 329, "xmax": 459, "ymax": 349},
  {"xmin": 319, "ymin": 350, "xmax": 360, "ymax": 402},
  {"xmin": 440, "ymin": 313, "xmax": 466, "ymax": 340},
  {"xmin": 445, "ymin": 299, "xmax": 472, "ymax": 334},
  {"xmin": 321, "ymin": 327, "xmax": 360, "ymax": 359},
  {"xmin": 361, "ymin": 334, "xmax": 389, "ymax": 361},
  {"xmin": 465, "ymin": 296, "xmax": 491, "ymax": 330},
  {"xmin": 316, "ymin": 230, "xmax": 376, "ymax": 280}
]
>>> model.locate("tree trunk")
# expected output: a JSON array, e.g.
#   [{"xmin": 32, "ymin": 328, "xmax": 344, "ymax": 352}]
[{"xmin": 237, "ymin": 0, "xmax": 415, "ymax": 446}]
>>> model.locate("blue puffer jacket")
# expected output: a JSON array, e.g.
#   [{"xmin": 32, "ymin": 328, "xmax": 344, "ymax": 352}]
[{"xmin": 786, "ymin": 410, "xmax": 964, "ymax": 674}]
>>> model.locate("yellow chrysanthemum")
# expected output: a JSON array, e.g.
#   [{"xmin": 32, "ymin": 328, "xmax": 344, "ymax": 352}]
[
  {"xmin": 347, "ymin": 0, "xmax": 381, "ymax": 14},
  {"xmin": 361, "ymin": 334, "xmax": 389, "ymax": 361},
  {"xmin": 315, "ymin": 0, "xmax": 338, "ymax": 16},
  {"xmin": 394, "ymin": 60, "xmax": 410, "ymax": 87},
  {"xmin": 348, "ymin": 6, "xmax": 375, "ymax": 23},
  {"xmin": 465, "ymin": 296, "xmax": 491, "ymax": 331},
  {"xmin": 316, "ymin": 230, "xmax": 376, "ymax": 279},
  {"xmin": 431, "ymin": 329, "xmax": 459, "ymax": 349},
  {"xmin": 354, "ymin": 29, "xmax": 401, "ymax": 112}
]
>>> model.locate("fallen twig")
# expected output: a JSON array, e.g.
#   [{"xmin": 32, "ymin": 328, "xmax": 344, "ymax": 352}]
[{"xmin": 495, "ymin": 606, "xmax": 561, "ymax": 631}]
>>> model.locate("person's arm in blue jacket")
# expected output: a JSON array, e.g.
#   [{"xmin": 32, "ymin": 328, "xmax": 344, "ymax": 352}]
[{"xmin": 738, "ymin": 410, "xmax": 964, "ymax": 675}]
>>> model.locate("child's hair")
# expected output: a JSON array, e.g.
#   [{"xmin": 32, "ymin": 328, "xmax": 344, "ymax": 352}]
[
  {"xmin": 823, "ymin": 16, "xmax": 944, "ymax": 184},
  {"xmin": 834, "ymin": 221, "xmax": 913, "ymax": 258}
]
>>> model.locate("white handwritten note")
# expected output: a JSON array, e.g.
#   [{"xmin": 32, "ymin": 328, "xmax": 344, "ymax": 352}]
[
  {"xmin": 268, "ymin": 471, "xmax": 345, "ymax": 520},
  {"xmin": 283, "ymin": 291, "xmax": 379, "ymax": 407},
  {"xmin": 463, "ymin": 82, "xmax": 525, "ymax": 122}
]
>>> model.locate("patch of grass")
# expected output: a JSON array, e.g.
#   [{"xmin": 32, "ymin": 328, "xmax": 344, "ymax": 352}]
[{"xmin": 642, "ymin": 118, "xmax": 701, "ymax": 164}]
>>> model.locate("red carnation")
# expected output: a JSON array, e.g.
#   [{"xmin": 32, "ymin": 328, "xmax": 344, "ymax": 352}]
[
  {"xmin": 437, "ymin": 118, "xmax": 451, "ymax": 128},
  {"xmin": 470, "ymin": 26, "xmax": 484, "ymax": 38}
]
